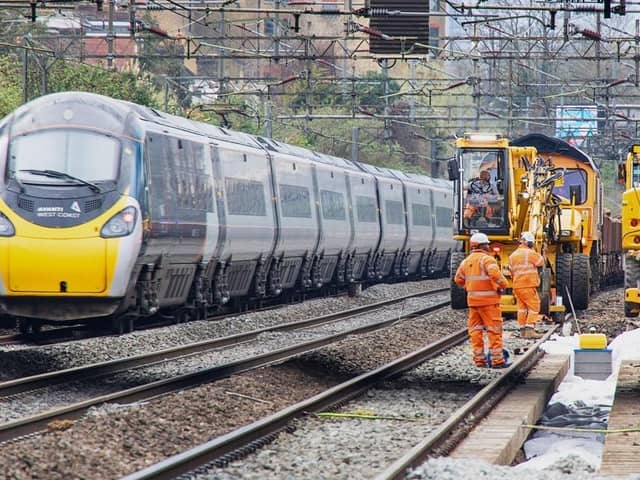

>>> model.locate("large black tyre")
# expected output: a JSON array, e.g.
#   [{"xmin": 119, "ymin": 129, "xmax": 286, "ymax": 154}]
[
  {"xmin": 624, "ymin": 253, "xmax": 640, "ymax": 289},
  {"xmin": 538, "ymin": 267, "xmax": 551, "ymax": 315},
  {"xmin": 555, "ymin": 254, "xmax": 573, "ymax": 306},
  {"xmin": 624, "ymin": 301, "xmax": 640, "ymax": 318},
  {"xmin": 571, "ymin": 253, "xmax": 591, "ymax": 310},
  {"xmin": 450, "ymin": 252, "xmax": 468, "ymax": 309}
]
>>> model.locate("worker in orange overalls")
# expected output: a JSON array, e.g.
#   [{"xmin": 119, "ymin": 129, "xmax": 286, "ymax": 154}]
[
  {"xmin": 454, "ymin": 232, "xmax": 510, "ymax": 368},
  {"xmin": 508, "ymin": 231, "xmax": 544, "ymax": 339},
  {"xmin": 463, "ymin": 170, "xmax": 496, "ymax": 226}
]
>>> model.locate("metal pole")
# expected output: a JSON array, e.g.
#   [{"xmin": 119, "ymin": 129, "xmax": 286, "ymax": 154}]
[
  {"xmin": 164, "ymin": 79, "xmax": 169, "ymax": 111},
  {"xmin": 409, "ymin": 60, "xmax": 416, "ymax": 123},
  {"xmin": 107, "ymin": 0, "xmax": 114, "ymax": 69},
  {"xmin": 265, "ymin": 89, "xmax": 272, "ymax": 138},
  {"xmin": 351, "ymin": 126, "xmax": 359, "ymax": 163},
  {"xmin": 274, "ymin": 0, "xmax": 280, "ymax": 62},
  {"xmin": 22, "ymin": 36, "xmax": 28, "ymax": 103},
  {"xmin": 218, "ymin": 10, "xmax": 225, "ymax": 94}
]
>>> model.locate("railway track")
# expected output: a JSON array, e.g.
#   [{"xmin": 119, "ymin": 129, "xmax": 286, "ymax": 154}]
[
  {"xmin": 0, "ymin": 287, "xmax": 449, "ymax": 444},
  {"xmin": 119, "ymin": 327, "xmax": 558, "ymax": 480},
  {"xmin": 0, "ymin": 295, "xmax": 334, "ymax": 348}
]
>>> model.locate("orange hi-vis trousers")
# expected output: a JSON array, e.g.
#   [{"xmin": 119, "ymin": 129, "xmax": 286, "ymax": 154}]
[
  {"xmin": 468, "ymin": 303, "xmax": 504, "ymax": 367},
  {"xmin": 513, "ymin": 287, "xmax": 540, "ymax": 328}
]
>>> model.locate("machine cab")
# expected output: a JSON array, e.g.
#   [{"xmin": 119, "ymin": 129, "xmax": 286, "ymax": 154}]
[{"xmin": 450, "ymin": 134, "xmax": 509, "ymax": 235}]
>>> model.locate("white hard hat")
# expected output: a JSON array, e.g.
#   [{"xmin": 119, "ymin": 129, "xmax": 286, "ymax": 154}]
[
  {"xmin": 470, "ymin": 232, "xmax": 490, "ymax": 246},
  {"xmin": 521, "ymin": 231, "xmax": 535, "ymax": 243}
]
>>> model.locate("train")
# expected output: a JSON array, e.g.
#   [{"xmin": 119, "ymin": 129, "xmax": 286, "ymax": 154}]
[{"xmin": 0, "ymin": 92, "xmax": 455, "ymax": 334}]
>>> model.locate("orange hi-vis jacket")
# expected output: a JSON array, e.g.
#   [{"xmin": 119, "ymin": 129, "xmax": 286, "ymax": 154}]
[
  {"xmin": 454, "ymin": 249, "xmax": 508, "ymax": 306},
  {"xmin": 508, "ymin": 246, "xmax": 545, "ymax": 288}
]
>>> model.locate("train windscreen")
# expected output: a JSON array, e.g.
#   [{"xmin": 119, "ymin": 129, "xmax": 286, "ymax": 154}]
[
  {"xmin": 458, "ymin": 149, "xmax": 506, "ymax": 231},
  {"xmin": 8, "ymin": 129, "xmax": 120, "ymax": 184}
]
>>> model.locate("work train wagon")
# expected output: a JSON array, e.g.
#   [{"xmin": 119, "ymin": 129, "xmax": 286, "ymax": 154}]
[{"xmin": 0, "ymin": 92, "xmax": 455, "ymax": 332}]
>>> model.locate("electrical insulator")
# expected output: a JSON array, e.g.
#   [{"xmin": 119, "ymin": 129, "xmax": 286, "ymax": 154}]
[{"xmin": 613, "ymin": 0, "xmax": 626, "ymax": 15}]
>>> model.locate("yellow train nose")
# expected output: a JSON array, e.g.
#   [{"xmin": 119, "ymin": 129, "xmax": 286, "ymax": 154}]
[{"xmin": 8, "ymin": 237, "xmax": 107, "ymax": 293}]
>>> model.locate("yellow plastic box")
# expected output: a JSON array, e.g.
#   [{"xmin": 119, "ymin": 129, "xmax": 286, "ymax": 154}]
[{"xmin": 579, "ymin": 333, "xmax": 607, "ymax": 350}]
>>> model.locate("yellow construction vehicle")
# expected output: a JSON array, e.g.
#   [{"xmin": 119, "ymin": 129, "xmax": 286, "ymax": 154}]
[
  {"xmin": 447, "ymin": 133, "xmax": 599, "ymax": 320},
  {"xmin": 620, "ymin": 144, "xmax": 640, "ymax": 317}
]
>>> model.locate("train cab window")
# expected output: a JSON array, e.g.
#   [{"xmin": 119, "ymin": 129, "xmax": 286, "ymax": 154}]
[
  {"xmin": 280, "ymin": 184, "xmax": 311, "ymax": 218},
  {"xmin": 320, "ymin": 190, "xmax": 346, "ymax": 220},
  {"xmin": 356, "ymin": 195, "xmax": 377, "ymax": 223},
  {"xmin": 459, "ymin": 149, "xmax": 506, "ymax": 230},
  {"xmin": 552, "ymin": 169, "xmax": 587, "ymax": 204},
  {"xmin": 412, "ymin": 203, "xmax": 431, "ymax": 226},
  {"xmin": 632, "ymin": 163, "xmax": 640, "ymax": 188},
  {"xmin": 9, "ymin": 129, "xmax": 120, "ymax": 183},
  {"xmin": 225, "ymin": 177, "xmax": 267, "ymax": 216},
  {"xmin": 385, "ymin": 200, "xmax": 404, "ymax": 225}
]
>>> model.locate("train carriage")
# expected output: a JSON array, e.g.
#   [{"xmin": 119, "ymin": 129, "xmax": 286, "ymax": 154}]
[{"xmin": 0, "ymin": 92, "xmax": 456, "ymax": 332}]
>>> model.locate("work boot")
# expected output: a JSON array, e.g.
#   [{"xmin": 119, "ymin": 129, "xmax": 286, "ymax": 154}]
[
  {"xmin": 492, "ymin": 363, "xmax": 511, "ymax": 369},
  {"xmin": 521, "ymin": 326, "xmax": 543, "ymax": 339}
]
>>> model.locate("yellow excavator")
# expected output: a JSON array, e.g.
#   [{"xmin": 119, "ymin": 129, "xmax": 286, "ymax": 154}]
[{"xmin": 448, "ymin": 133, "xmax": 595, "ymax": 320}]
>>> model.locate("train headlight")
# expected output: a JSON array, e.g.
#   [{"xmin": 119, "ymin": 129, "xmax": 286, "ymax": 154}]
[
  {"xmin": 100, "ymin": 206, "xmax": 137, "ymax": 238},
  {"xmin": 0, "ymin": 213, "xmax": 15, "ymax": 237}
]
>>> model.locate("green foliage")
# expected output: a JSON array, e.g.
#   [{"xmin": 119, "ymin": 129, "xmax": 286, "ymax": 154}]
[
  {"xmin": 598, "ymin": 158, "xmax": 623, "ymax": 216},
  {"xmin": 289, "ymin": 69, "xmax": 400, "ymax": 112},
  {"xmin": 0, "ymin": 57, "xmax": 22, "ymax": 118},
  {"xmin": 45, "ymin": 62, "xmax": 158, "ymax": 107},
  {"xmin": 0, "ymin": 53, "xmax": 162, "ymax": 118},
  {"xmin": 269, "ymin": 106, "xmax": 425, "ymax": 174}
]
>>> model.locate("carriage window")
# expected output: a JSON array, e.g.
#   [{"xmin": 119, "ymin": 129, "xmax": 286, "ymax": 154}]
[
  {"xmin": 385, "ymin": 200, "xmax": 404, "ymax": 225},
  {"xmin": 436, "ymin": 206, "xmax": 452, "ymax": 227},
  {"xmin": 225, "ymin": 177, "xmax": 267, "ymax": 216},
  {"xmin": 552, "ymin": 168, "xmax": 587, "ymax": 204},
  {"xmin": 356, "ymin": 195, "xmax": 377, "ymax": 223},
  {"xmin": 412, "ymin": 203, "xmax": 431, "ymax": 226},
  {"xmin": 320, "ymin": 190, "xmax": 346, "ymax": 220},
  {"xmin": 280, "ymin": 184, "xmax": 311, "ymax": 218},
  {"xmin": 146, "ymin": 135, "xmax": 172, "ymax": 218}
]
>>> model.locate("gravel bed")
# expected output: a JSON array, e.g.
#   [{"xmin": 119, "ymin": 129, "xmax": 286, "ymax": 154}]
[
  {"xmin": 0, "ymin": 365, "xmax": 339, "ymax": 480},
  {"xmin": 0, "ymin": 285, "xmax": 631, "ymax": 480},
  {"xmin": 570, "ymin": 288, "xmax": 638, "ymax": 339},
  {"xmin": 182, "ymin": 289, "xmax": 634, "ymax": 480},
  {"xmin": 185, "ymin": 314, "xmax": 532, "ymax": 479},
  {"xmin": 0, "ymin": 294, "xmax": 449, "ymax": 422},
  {"xmin": 0, "ymin": 286, "xmax": 461, "ymax": 480},
  {"xmin": 0, "ymin": 279, "xmax": 447, "ymax": 381},
  {"xmin": 191, "ymin": 385, "xmax": 476, "ymax": 480},
  {"xmin": 405, "ymin": 287, "xmax": 638, "ymax": 480},
  {"xmin": 407, "ymin": 457, "xmax": 639, "ymax": 480}
]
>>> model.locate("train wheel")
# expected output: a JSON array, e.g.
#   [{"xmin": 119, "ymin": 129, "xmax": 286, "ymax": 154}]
[
  {"xmin": 571, "ymin": 254, "xmax": 591, "ymax": 310},
  {"xmin": 17, "ymin": 318, "xmax": 34, "ymax": 335},
  {"xmin": 624, "ymin": 253, "xmax": 640, "ymax": 290},
  {"xmin": 555, "ymin": 253, "xmax": 573, "ymax": 305},
  {"xmin": 450, "ymin": 252, "xmax": 467, "ymax": 310},
  {"xmin": 112, "ymin": 316, "xmax": 134, "ymax": 335}
]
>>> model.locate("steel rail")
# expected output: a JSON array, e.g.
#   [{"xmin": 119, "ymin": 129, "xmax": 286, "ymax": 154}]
[
  {"xmin": 375, "ymin": 325, "xmax": 559, "ymax": 480},
  {"xmin": 0, "ymin": 295, "xmax": 450, "ymax": 444},
  {"xmin": 0, "ymin": 288, "xmax": 446, "ymax": 397},
  {"xmin": 120, "ymin": 325, "xmax": 468, "ymax": 480}
]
